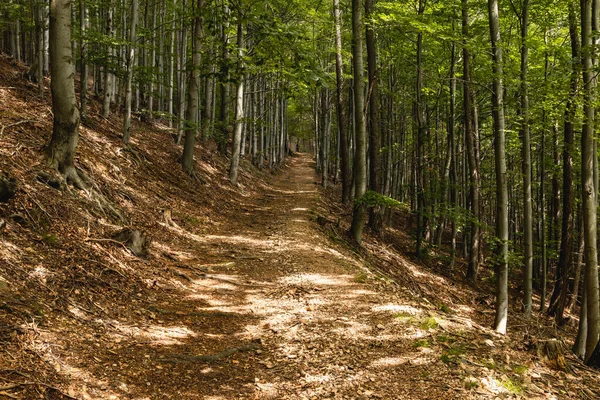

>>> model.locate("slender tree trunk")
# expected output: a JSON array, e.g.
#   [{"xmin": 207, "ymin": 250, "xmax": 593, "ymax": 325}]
[
  {"xmin": 463, "ymin": 0, "xmax": 480, "ymax": 282},
  {"xmin": 488, "ymin": 0, "xmax": 509, "ymax": 335},
  {"xmin": 229, "ymin": 21, "xmax": 245, "ymax": 185},
  {"xmin": 102, "ymin": 4, "xmax": 113, "ymax": 119},
  {"xmin": 540, "ymin": 32, "xmax": 549, "ymax": 312},
  {"xmin": 217, "ymin": 3, "xmax": 230, "ymax": 154},
  {"xmin": 568, "ymin": 210, "xmax": 584, "ymax": 312},
  {"xmin": 581, "ymin": 0, "xmax": 600, "ymax": 362},
  {"xmin": 148, "ymin": 0, "xmax": 157, "ymax": 115},
  {"xmin": 182, "ymin": 0, "xmax": 203, "ymax": 174},
  {"xmin": 517, "ymin": 0, "xmax": 533, "ymax": 317},
  {"xmin": 177, "ymin": 11, "xmax": 188, "ymax": 144},
  {"xmin": 415, "ymin": 0, "xmax": 426, "ymax": 257},
  {"xmin": 349, "ymin": 0, "xmax": 367, "ymax": 244},
  {"xmin": 122, "ymin": 0, "xmax": 138, "ymax": 145},
  {"xmin": 548, "ymin": 1, "xmax": 578, "ymax": 323},
  {"xmin": 79, "ymin": 0, "xmax": 88, "ymax": 122},
  {"xmin": 366, "ymin": 0, "xmax": 382, "ymax": 234}
]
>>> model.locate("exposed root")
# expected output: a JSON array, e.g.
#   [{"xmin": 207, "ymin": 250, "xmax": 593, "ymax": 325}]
[{"xmin": 39, "ymin": 163, "xmax": 125, "ymax": 223}]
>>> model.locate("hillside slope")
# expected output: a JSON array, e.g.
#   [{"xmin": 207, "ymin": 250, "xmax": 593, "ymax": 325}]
[{"xmin": 1, "ymin": 54, "xmax": 599, "ymax": 399}]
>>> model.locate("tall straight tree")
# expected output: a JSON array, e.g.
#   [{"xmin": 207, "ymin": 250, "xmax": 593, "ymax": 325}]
[
  {"xmin": 548, "ymin": 0, "xmax": 578, "ymax": 323},
  {"xmin": 580, "ymin": 0, "xmax": 600, "ymax": 362},
  {"xmin": 182, "ymin": 0, "xmax": 204, "ymax": 174},
  {"xmin": 229, "ymin": 19, "xmax": 245, "ymax": 185},
  {"xmin": 488, "ymin": 0, "xmax": 509, "ymax": 334},
  {"xmin": 518, "ymin": 0, "xmax": 533, "ymax": 317},
  {"xmin": 333, "ymin": 0, "xmax": 350, "ymax": 203},
  {"xmin": 415, "ymin": 0, "xmax": 426, "ymax": 256},
  {"xmin": 365, "ymin": 0, "xmax": 382, "ymax": 233},
  {"xmin": 349, "ymin": 0, "xmax": 367, "ymax": 244},
  {"xmin": 79, "ymin": 0, "xmax": 88, "ymax": 121},
  {"xmin": 123, "ymin": 0, "xmax": 139, "ymax": 145},
  {"xmin": 47, "ymin": 0, "xmax": 82, "ymax": 187},
  {"xmin": 463, "ymin": 0, "xmax": 480, "ymax": 282}
]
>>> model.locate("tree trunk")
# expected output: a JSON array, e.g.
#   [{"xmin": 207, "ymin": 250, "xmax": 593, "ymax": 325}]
[
  {"xmin": 349, "ymin": 0, "xmax": 367, "ymax": 244},
  {"xmin": 463, "ymin": 0, "xmax": 480, "ymax": 282},
  {"xmin": 366, "ymin": 0, "xmax": 382, "ymax": 234},
  {"xmin": 229, "ymin": 21, "xmax": 245, "ymax": 185},
  {"xmin": 182, "ymin": 0, "xmax": 203, "ymax": 174},
  {"xmin": 488, "ymin": 0, "xmax": 509, "ymax": 335},
  {"xmin": 581, "ymin": 0, "xmax": 600, "ymax": 362},
  {"xmin": 333, "ymin": 0, "xmax": 348, "ymax": 196},
  {"xmin": 548, "ymin": 1, "xmax": 578, "ymax": 324},
  {"xmin": 518, "ymin": 0, "xmax": 533, "ymax": 317},
  {"xmin": 122, "ymin": 0, "xmax": 138, "ymax": 145},
  {"xmin": 79, "ymin": 0, "xmax": 88, "ymax": 122},
  {"xmin": 102, "ymin": 4, "xmax": 113, "ymax": 119},
  {"xmin": 415, "ymin": 0, "xmax": 426, "ymax": 257},
  {"xmin": 47, "ymin": 0, "xmax": 82, "ymax": 186},
  {"xmin": 217, "ymin": 3, "xmax": 230, "ymax": 154}
]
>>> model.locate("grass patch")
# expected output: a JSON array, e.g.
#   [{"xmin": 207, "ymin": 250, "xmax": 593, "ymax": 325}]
[
  {"xmin": 464, "ymin": 377, "xmax": 478, "ymax": 390},
  {"xmin": 438, "ymin": 303, "xmax": 453, "ymax": 314},
  {"xmin": 420, "ymin": 315, "xmax": 438, "ymax": 330},
  {"xmin": 501, "ymin": 377, "xmax": 523, "ymax": 394},
  {"xmin": 436, "ymin": 334, "xmax": 451, "ymax": 343},
  {"xmin": 440, "ymin": 343, "xmax": 466, "ymax": 365},
  {"xmin": 182, "ymin": 214, "xmax": 201, "ymax": 226},
  {"xmin": 512, "ymin": 364, "xmax": 528, "ymax": 375},
  {"xmin": 42, "ymin": 233, "xmax": 60, "ymax": 247},
  {"xmin": 394, "ymin": 311, "xmax": 414, "ymax": 322},
  {"xmin": 413, "ymin": 339, "xmax": 431, "ymax": 349},
  {"xmin": 353, "ymin": 271, "xmax": 368, "ymax": 284}
]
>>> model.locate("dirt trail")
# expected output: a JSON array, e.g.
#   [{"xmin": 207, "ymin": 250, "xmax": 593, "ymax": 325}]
[{"xmin": 120, "ymin": 154, "xmax": 461, "ymax": 399}]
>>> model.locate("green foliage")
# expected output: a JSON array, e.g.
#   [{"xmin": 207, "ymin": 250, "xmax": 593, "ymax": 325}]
[
  {"xmin": 420, "ymin": 315, "xmax": 438, "ymax": 330},
  {"xmin": 355, "ymin": 190, "xmax": 409, "ymax": 210},
  {"xmin": 501, "ymin": 377, "xmax": 524, "ymax": 394},
  {"xmin": 353, "ymin": 271, "xmax": 369, "ymax": 284},
  {"xmin": 42, "ymin": 233, "xmax": 60, "ymax": 247},
  {"xmin": 413, "ymin": 338, "xmax": 431, "ymax": 349}
]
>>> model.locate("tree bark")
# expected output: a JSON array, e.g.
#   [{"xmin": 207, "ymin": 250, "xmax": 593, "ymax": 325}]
[
  {"xmin": 349, "ymin": 0, "xmax": 367, "ymax": 244},
  {"xmin": 488, "ymin": 0, "xmax": 509, "ymax": 335},
  {"xmin": 122, "ymin": 0, "xmax": 139, "ymax": 145},
  {"xmin": 463, "ymin": 0, "xmax": 480, "ymax": 283},
  {"xmin": 366, "ymin": 0, "xmax": 382, "ymax": 234},
  {"xmin": 333, "ymin": 0, "xmax": 349, "ymax": 203},
  {"xmin": 102, "ymin": 3, "xmax": 114, "ymax": 119},
  {"xmin": 79, "ymin": 0, "xmax": 88, "ymax": 121},
  {"xmin": 548, "ymin": 1, "xmax": 578, "ymax": 324},
  {"xmin": 229, "ymin": 21, "xmax": 245, "ymax": 185},
  {"xmin": 581, "ymin": 0, "xmax": 600, "ymax": 362},
  {"xmin": 47, "ymin": 0, "xmax": 82, "ymax": 187},
  {"xmin": 517, "ymin": 0, "xmax": 533, "ymax": 317},
  {"xmin": 182, "ymin": 0, "xmax": 203, "ymax": 174}
]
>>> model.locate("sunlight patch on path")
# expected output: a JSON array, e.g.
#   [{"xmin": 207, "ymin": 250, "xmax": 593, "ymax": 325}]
[
  {"xmin": 103, "ymin": 319, "xmax": 197, "ymax": 346},
  {"xmin": 279, "ymin": 273, "xmax": 354, "ymax": 286}
]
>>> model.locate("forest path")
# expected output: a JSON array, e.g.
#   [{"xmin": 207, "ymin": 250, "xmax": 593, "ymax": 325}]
[{"xmin": 138, "ymin": 153, "xmax": 466, "ymax": 399}]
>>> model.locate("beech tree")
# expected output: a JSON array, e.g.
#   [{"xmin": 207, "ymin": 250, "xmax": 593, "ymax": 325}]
[
  {"xmin": 349, "ymin": 0, "xmax": 367, "ymax": 244},
  {"xmin": 47, "ymin": 0, "xmax": 83, "ymax": 187},
  {"xmin": 488, "ymin": 0, "xmax": 509, "ymax": 335}
]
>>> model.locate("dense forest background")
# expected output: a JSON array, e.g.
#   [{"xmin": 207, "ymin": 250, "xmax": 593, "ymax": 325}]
[{"xmin": 2, "ymin": 0, "xmax": 600, "ymax": 397}]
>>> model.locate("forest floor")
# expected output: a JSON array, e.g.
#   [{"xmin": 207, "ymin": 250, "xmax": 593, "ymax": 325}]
[{"xmin": 1, "ymin": 53, "xmax": 600, "ymax": 399}]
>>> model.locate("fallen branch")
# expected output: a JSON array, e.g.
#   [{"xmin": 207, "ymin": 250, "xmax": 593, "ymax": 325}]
[
  {"xmin": 156, "ymin": 340, "xmax": 261, "ymax": 364},
  {"xmin": 0, "ymin": 120, "xmax": 32, "ymax": 137}
]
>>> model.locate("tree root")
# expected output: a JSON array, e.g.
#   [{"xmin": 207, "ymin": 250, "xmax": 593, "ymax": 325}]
[
  {"xmin": 156, "ymin": 340, "xmax": 261, "ymax": 364},
  {"xmin": 38, "ymin": 165, "xmax": 125, "ymax": 223}
]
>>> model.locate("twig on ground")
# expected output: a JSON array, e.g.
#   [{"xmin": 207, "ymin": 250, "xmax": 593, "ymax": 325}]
[{"xmin": 0, "ymin": 120, "xmax": 32, "ymax": 137}]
